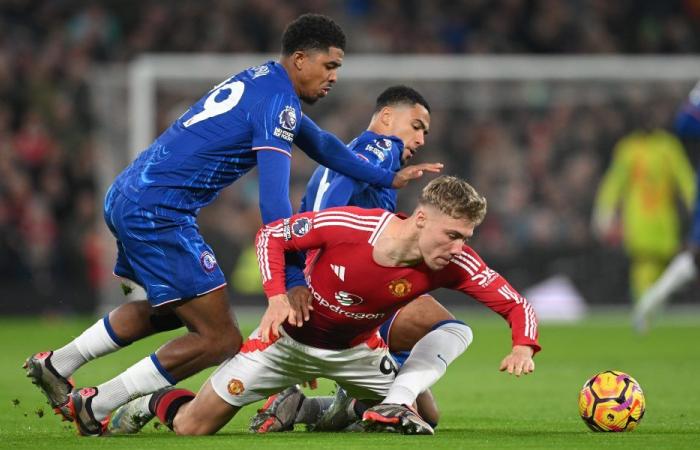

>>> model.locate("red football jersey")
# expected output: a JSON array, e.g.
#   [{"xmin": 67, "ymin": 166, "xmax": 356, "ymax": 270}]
[{"xmin": 256, "ymin": 206, "xmax": 540, "ymax": 352}]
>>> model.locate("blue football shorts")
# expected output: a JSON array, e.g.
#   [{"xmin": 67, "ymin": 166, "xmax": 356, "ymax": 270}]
[{"xmin": 103, "ymin": 186, "xmax": 226, "ymax": 306}]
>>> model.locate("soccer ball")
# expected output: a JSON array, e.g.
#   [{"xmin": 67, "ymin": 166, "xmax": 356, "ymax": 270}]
[{"xmin": 578, "ymin": 370, "xmax": 645, "ymax": 432}]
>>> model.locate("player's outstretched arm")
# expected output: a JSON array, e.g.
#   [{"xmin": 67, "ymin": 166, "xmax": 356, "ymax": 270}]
[
  {"xmin": 499, "ymin": 345, "xmax": 536, "ymax": 377},
  {"xmin": 295, "ymin": 115, "xmax": 442, "ymax": 189},
  {"xmin": 449, "ymin": 247, "xmax": 541, "ymax": 369},
  {"xmin": 391, "ymin": 163, "xmax": 444, "ymax": 189}
]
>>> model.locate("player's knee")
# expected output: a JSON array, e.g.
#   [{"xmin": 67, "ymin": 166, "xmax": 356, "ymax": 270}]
[
  {"xmin": 203, "ymin": 328, "xmax": 242, "ymax": 364},
  {"xmin": 433, "ymin": 320, "xmax": 473, "ymax": 350},
  {"xmin": 149, "ymin": 312, "xmax": 184, "ymax": 332}
]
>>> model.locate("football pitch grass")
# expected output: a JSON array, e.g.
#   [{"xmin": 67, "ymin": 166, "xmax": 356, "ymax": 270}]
[{"xmin": 1, "ymin": 308, "xmax": 699, "ymax": 449}]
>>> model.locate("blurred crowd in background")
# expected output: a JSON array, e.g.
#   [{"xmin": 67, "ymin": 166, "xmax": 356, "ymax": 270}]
[{"xmin": 1, "ymin": 0, "xmax": 699, "ymax": 313}]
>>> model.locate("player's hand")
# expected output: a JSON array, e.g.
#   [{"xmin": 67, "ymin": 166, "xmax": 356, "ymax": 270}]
[
  {"xmin": 287, "ymin": 286, "xmax": 313, "ymax": 325},
  {"xmin": 391, "ymin": 163, "xmax": 444, "ymax": 189},
  {"xmin": 259, "ymin": 294, "xmax": 293, "ymax": 342},
  {"xmin": 499, "ymin": 345, "xmax": 535, "ymax": 377}
]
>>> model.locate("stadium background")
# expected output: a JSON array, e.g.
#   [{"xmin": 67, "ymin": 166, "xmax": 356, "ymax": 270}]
[{"xmin": 1, "ymin": 0, "xmax": 699, "ymax": 316}]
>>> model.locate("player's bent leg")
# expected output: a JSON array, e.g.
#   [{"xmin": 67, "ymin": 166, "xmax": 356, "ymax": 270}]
[
  {"xmin": 170, "ymin": 381, "xmax": 241, "ymax": 435},
  {"xmin": 108, "ymin": 300, "xmax": 184, "ymax": 342},
  {"xmin": 633, "ymin": 250, "xmax": 698, "ymax": 332},
  {"xmin": 630, "ymin": 256, "xmax": 667, "ymax": 302},
  {"xmin": 387, "ymin": 295, "xmax": 455, "ymax": 352},
  {"xmin": 24, "ymin": 306, "xmax": 145, "ymax": 422},
  {"xmin": 72, "ymin": 289, "xmax": 242, "ymax": 435},
  {"xmin": 158, "ymin": 288, "xmax": 242, "ymax": 380},
  {"xmin": 107, "ymin": 382, "xmax": 242, "ymax": 437},
  {"xmin": 375, "ymin": 321, "xmax": 472, "ymax": 433}
]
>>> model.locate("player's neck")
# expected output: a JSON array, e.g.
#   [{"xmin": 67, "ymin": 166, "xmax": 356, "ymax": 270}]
[
  {"xmin": 372, "ymin": 216, "xmax": 423, "ymax": 267},
  {"xmin": 279, "ymin": 57, "xmax": 302, "ymax": 98},
  {"xmin": 367, "ymin": 119, "xmax": 389, "ymax": 136}
]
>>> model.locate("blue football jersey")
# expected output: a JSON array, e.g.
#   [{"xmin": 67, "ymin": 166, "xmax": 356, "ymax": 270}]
[
  {"xmin": 300, "ymin": 130, "xmax": 402, "ymax": 213},
  {"xmin": 113, "ymin": 61, "xmax": 301, "ymax": 217}
]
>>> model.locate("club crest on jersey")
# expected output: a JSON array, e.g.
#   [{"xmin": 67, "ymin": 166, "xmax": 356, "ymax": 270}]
[
  {"xmin": 334, "ymin": 291, "xmax": 363, "ymax": 307},
  {"xmin": 279, "ymin": 105, "xmax": 297, "ymax": 131},
  {"xmin": 199, "ymin": 251, "xmax": 218, "ymax": 273},
  {"xmin": 292, "ymin": 217, "xmax": 311, "ymax": 237},
  {"xmin": 227, "ymin": 378, "xmax": 244, "ymax": 395},
  {"xmin": 376, "ymin": 138, "xmax": 392, "ymax": 151},
  {"xmin": 249, "ymin": 64, "xmax": 270, "ymax": 79},
  {"xmin": 388, "ymin": 278, "xmax": 412, "ymax": 297}
]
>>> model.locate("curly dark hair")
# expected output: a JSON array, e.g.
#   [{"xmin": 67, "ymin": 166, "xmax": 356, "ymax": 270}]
[
  {"xmin": 375, "ymin": 85, "xmax": 431, "ymax": 113},
  {"xmin": 281, "ymin": 13, "xmax": 346, "ymax": 55}
]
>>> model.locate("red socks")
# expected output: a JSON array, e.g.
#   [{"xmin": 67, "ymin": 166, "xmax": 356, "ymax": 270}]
[{"xmin": 150, "ymin": 388, "xmax": 195, "ymax": 430}]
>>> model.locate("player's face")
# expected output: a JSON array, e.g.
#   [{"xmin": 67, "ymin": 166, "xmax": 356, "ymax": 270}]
[
  {"xmin": 389, "ymin": 104, "xmax": 430, "ymax": 164},
  {"xmin": 416, "ymin": 206, "xmax": 475, "ymax": 271},
  {"xmin": 294, "ymin": 47, "xmax": 344, "ymax": 104}
]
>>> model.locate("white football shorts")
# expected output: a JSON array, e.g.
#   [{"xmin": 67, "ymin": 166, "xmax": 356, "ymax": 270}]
[{"xmin": 210, "ymin": 326, "xmax": 399, "ymax": 407}]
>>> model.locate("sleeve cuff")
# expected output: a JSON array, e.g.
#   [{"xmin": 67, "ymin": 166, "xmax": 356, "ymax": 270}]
[
  {"xmin": 263, "ymin": 285, "xmax": 286, "ymax": 298},
  {"xmin": 379, "ymin": 170, "xmax": 395, "ymax": 188},
  {"xmin": 285, "ymin": 277, "xmax": 308, "ymax": 290}
]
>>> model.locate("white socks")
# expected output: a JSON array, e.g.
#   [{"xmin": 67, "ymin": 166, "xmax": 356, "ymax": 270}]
[
  {"xmin": 91, "ymin": 355, "xmax": 174, "ymax": 420},
  {"xmin": 51, "ymin": 316, "xmax": 125, "ymax": 378},
  {"xmin": 635, "ymin": 251, "xmax": 697, "ymax": 318},
  {"xmin": 383, "ymin": 321, "xmax": 473, "ymax": 405}
]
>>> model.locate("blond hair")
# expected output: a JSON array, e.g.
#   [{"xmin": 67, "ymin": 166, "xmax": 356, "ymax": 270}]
[{"xmin": 418, "ymin": 176, "xmax": 487, "ymax": 224}]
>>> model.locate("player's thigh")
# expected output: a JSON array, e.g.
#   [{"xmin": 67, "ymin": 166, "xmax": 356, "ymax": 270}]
[
  {"xmin": 389, "ymin": 295, "xmax": 455, "ymax": 352},
  {"xmin": 172, "ymin": 288, "xmax": 240, "ymax": 338},
  {"xmin": 173, "ymin": 379, "xmax": 241, "ymax": 435},
  {"xmin": 210, "ymin": 331, "xmax": 307, "ymax": 407}
]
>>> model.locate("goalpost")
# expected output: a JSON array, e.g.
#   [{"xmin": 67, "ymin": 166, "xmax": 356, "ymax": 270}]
[
  {"xmin": 92, "ymin": 55, "xmax": 700, "ymax": 313},
  {"xmin": 128, "ymin": 54, "xmax": 700, "ymax": 158}
]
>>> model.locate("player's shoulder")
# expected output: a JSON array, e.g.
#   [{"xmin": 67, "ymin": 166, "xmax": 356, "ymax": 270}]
[
  {"xmin": 242, "ymin": 62, "xmax": 299, "ymax": 103},
  {"xmin": 350, "ymin": 131, "xmax": 402, "ymax": 163},
  {"xmin": 313, "ymin": 206, "xmax": 391, "ymax": 235},
  {"xmin": 316, "ymin": 206, "xmax": 388, "ymax": 219}
]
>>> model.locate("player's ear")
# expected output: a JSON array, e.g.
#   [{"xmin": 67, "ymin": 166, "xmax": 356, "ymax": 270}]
[
  {"xmin": 380, "ymin": 106, "xmax": 393, "ymax": 127},
  {"xmin": 292, "ymin": 51, "xmax": 306, "ymax": 70},
  {"xmin": 415, "ymin": 207, "xmax": 427, "ymax": 228}
]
